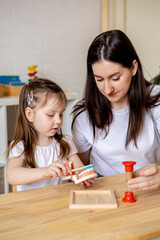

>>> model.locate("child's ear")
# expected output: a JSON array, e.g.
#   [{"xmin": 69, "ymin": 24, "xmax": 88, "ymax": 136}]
[
  {"xmin": 131, "ymin": 60, "xmax": 138, "ymax": 76},
  {"xmin": 25, "ymin": 107, "xmax": 34, "ymax": 122}
]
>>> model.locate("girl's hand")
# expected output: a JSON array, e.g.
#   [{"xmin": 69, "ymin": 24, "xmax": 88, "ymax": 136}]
[
  {"xmin": 78, "ymin": 178, "xmax": 94, "ymax": 188},
  {"xmin": 44, "ymin": 161, "xmax": 72, "ymax": 178},
  {"xmin": 128, "ymin": 164, "xmax": 160, "ymax": 191}
]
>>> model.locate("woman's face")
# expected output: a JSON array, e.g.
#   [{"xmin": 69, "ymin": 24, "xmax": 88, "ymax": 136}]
[{"xmin": 92, "ymin": 60, "xmax": 137, "ymax": 110}]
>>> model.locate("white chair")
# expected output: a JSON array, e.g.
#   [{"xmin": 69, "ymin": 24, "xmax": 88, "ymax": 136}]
[{"xmin": 0, "ymin": 163, "xmax": 9, "ymax": 194}]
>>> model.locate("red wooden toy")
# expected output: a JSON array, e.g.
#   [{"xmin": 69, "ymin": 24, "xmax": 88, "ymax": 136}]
[{"xmin": 122, "ymin": 161, "xmax": 136, "ymax": 203}]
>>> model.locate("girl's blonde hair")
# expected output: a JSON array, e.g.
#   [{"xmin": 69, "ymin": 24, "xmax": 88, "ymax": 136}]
[{"xmin": 7, "ymin": 78, "xmax": 71, "ymax": 168}]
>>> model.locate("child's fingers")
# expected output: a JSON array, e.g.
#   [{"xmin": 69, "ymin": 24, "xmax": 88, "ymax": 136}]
[
  {"xmin": 50, "ymin": 167, "xmax": 61, "ymax": 177},
  {"xmin": 44, "ymin": 175, "xmax": 53, "ymax": 179},
  {"xmin": 84, "ymin": 180, "xmax": 91, "ymax": 187},
  {"xmin": 78, "ymin": 182, "xmax": 87, "ymax": 187},
  {"xmin": 45, "ymin": 162, "xmax": 71, "ymax": 178},
  {"xmin": 65, "ymin": 165, "xmax": 72, "ymax": 175},
  {"xmin": 82, "ymin": 179, "xmax": 94, "ymax": 187},
  {"xmin": 87, "ymin": 178, "xmax": 94, "ymax": 184},
  {"xmin": 51, "ymin": 161, "xmax": 68, "ymax": 176}
]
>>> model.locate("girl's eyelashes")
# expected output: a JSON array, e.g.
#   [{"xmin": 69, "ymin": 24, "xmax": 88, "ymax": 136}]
[
  {"xmin": 47, "ymin": 113, "xmax": 64, "ymax": 118},
  {"xmin": 47, "ymin": 114, "xmax": 54, "ymax": 118}
]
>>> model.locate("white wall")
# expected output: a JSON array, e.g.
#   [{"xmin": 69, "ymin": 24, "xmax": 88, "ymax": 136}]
[
  {"xmin": 0, "ymin": 0, "xmax": 101, "ymax": 97},
  {"xmin": 126, "ymin": 0, "xmax": 160, "ymax": 80},
  {"xmin": 108, "ymin": 0, "xmax": 160, "ymax": 80}
]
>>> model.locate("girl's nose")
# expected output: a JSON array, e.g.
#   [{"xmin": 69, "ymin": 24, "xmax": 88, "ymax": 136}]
[{"xmin": 55, "ymin": 115, "xmax": 62, "ymax": 124}]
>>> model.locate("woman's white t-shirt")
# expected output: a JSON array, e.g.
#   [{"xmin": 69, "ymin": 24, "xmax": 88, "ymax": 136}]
[
  {"xmin": 72, "ymin": 85, "xmax": 160, "ymax": 176},
  {"xmin": 9, "ymin": 136, "xmax": 77, "ymax": 191}
]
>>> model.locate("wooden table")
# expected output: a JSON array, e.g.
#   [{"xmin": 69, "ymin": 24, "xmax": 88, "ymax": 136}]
[{"xmin": 0, "ymin": 174, "xmax": 160, "ymax": 240}]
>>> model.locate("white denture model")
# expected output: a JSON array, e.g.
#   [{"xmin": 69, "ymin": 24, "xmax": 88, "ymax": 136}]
[
  {"xmin": 43, "ymin": 162, "xmax": 98, "ymax": 184},
  {"xmin": 63, "ymin": 163, "xmax": 98, "ymax": 184}
]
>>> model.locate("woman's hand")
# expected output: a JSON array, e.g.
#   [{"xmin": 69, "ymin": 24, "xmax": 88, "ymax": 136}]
[
  {"xmin": 128, "ymin": 164, "xmax": 160, "ymax": 191},
  {"xmin": 44, "ymin": 161, "xmax": 72, "ymax": 179}
]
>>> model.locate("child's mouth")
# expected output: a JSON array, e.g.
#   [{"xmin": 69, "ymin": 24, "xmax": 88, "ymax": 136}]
[{"xmin": 52, "ymin": 127, "xmax": 59, "ymax": 131}]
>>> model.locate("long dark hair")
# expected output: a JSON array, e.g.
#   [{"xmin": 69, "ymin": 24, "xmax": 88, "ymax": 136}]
[
  {"xmin": 72, "ymin": 30, "xmax": 160, "ymax": 147},
  {"xmin": 7, "ymin": 78, "xmax": 71, "ymax": 168}
]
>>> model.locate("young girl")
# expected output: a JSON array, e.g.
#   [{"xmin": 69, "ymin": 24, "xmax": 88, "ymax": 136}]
[{"xmin": 6, "ymin": 78, "xmax": 94, "ymax": 191}]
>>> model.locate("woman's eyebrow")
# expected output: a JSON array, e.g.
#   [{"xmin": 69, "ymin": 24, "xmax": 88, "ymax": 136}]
[
  {"xmin": 94, "ymin": 74, "xmax": 103, "ymax": 78},
  {"xmin": 94, "ymin": 72, "xmax": 120, "ymax": 78}
]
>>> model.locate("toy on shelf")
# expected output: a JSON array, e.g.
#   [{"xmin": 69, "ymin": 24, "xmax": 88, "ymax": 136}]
[
  {"xmin": 43, "ymin": 162, "xmax": 98, "ymax": 184},
  {"xmin": 27, "ymin": 65, "xmax": 38, "ymax": 82},
  {"xmin": 122, "ymin": 161, "xmax": 136, "ymax": 203},
  {"xmin": 0, "ymin": 75, "xmax": 25, "ymax": 97}
]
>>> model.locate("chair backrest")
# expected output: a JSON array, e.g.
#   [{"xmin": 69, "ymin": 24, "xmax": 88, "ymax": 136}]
[{"xmin": 12, "ymin": 185, "xmax": 17, "ymax": 193}]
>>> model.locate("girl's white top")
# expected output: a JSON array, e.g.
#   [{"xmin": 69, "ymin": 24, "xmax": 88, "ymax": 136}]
[
  {"xmin": 72, "ymin": 85, "xmax": 160, "ymax": 176},
  {"xmin": 9, "ymin": 136, "xmax": 77, "ymax": 191}
]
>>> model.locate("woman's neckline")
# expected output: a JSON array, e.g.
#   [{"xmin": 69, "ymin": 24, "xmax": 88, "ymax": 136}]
[{"xmin": 112, "ymin": 105, "xmax": 129, "ymax": 114}]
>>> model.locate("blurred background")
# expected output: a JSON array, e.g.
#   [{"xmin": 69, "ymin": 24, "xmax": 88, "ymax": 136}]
[{"xmin": 0, "ymin": 0, "xmax": 159, "ymax": 98}]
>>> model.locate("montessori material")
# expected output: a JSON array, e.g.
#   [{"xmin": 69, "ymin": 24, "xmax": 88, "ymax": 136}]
[
  {"xmin": 69, "ymin": 190, "xmax": 118, "ymax": 209},
  {"xmin": 122, "ymin": 161, "xmax": 136, "ymax": 203},
  {"xmin": 43, "ymin": 162, "xmax": 98, "ymax": 184},
  {"xmin": 70, "ymin": 164, "xmax": 98, "ymax": 184}
]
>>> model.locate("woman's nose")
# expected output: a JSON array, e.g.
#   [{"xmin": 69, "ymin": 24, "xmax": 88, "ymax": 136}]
[{"xmin": 104, "ymin": 81, "xmax": 113, "ymax": 94}]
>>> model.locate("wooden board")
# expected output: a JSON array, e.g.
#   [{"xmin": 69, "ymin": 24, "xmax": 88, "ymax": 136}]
[{"xmin": 69, "ymin": 190, "xmax": 118, "ymax": 209}]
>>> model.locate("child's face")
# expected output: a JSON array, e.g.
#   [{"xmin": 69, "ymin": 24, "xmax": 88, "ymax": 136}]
[{"xmin": 32, "ymin": 93, "xmax": 66, "ymax": 144}]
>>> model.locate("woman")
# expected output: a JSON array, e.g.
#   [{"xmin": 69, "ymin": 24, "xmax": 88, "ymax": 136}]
[{"xmin": 72, "ymin": 30, "xmax": 160, "ymax": 191}]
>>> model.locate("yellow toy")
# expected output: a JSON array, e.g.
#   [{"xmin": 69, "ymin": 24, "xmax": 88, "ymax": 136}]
[{"xmin": 27, "ymin": 65, "xmax": 38, "ymax": 82}]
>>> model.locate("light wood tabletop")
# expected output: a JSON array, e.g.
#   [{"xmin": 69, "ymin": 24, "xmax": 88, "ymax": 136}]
[{"xmin": 0, "ymin": 173, "xmax": 160, "ymax": 240}]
